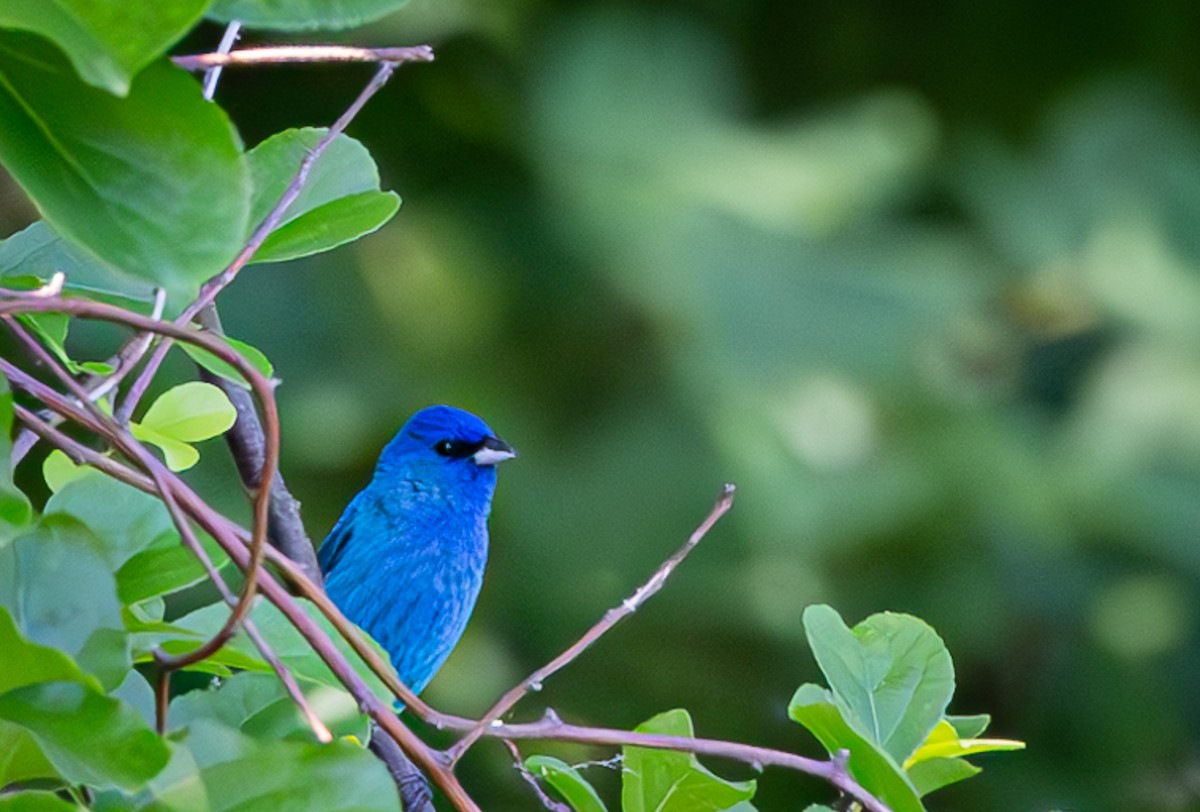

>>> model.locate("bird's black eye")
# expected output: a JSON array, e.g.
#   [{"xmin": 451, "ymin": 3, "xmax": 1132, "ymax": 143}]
[{"xmin": 433, "ymin": 439, "xmax": 482, "ymax": 458}]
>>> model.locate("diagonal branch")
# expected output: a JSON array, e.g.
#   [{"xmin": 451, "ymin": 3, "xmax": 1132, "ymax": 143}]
[
  {"xmin": 173, "ymin": 44, "xmax": 435, "ymax": 71},
  {"xmin": 447, "ymin": 484, "xmax": 736, "ymax": 763}
]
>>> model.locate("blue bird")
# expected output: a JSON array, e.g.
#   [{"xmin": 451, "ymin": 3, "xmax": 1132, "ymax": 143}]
[{"xmin": 318, "ymin": 405, "xmax": 515, "ymax": 694}]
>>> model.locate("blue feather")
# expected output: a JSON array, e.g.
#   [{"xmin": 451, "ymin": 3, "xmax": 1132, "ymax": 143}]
[{"xmin": 319, "ymin": 405, "xmax": 515, "ymax": 694}]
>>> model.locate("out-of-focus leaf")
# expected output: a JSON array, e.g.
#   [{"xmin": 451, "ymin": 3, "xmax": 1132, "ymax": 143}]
[
  {"xmin": 180, "ymin": 335, "xmax": 274, "ymax": 389},
  {"xmin": 788, "ymin": 684, "xmax": 925, "ymax": 812},
  {"xmin": 45, "ymin": 475, "xmax": 175, "ymax": 567},
  {"xmin": 158, "ymin": 720, "xmax": 399, "ymax": 811},
  {"xmin": 0, "ymin": 375, "xmax": 32, "ymax": 538},
  {"xmin": 945, "ymin": 714, "xmax": 991, "ymax": 740},
  {"xmin": 244, "ymin": 128, "xmax": 400, "ymax": 263},
  {"xmin": 0, "ymin": 0, "xmax": 209, "ymax": 95},
  {"xmin": 166, "ymin": 598, "xmax": 397, "ymax": 702},
  {"xmin": 802, "ymin": 605, "xmax": 954, "ymax": 764},
  {"xmin": 525, "ymin": 755, "xmax": 608, "ymax": 812},
  {"xmin": 0, "ymin": 682, "xmax": 168, "ymax": 791},
  {"xmin": 0, "ymin": 722, "xmax": 58, "ymax": 786},
  {"xmin": 41, "ymin": 450, "xmax": 95, "ymax": 494},
  {"xmin": 0, "ymin": 222, "xmax": 158, "ymax": 308},
  {"xmin": 622, "ymin": 709, "xmax": 755, "ymax": 812},
  {"xmin": 0, "ymin": 790, "xmax": 83, "ymax": 811},
  {"xmin": 0, "ymin": 33, "xmax": 250, "ymax": 306},
  {"xmin": 207, "ymin": 0, "xmax": 410, "ymax": 32},
  {"xmin": 0, "ymin": 517, "xmax": 128, "ymax": 689},
  {"xmin": 170, "ymin": 672, "xmax": 368, "ymax": 743},
  {"xmin": 116, "ymin": 530, "xmax": 228, "ymax": 605}
]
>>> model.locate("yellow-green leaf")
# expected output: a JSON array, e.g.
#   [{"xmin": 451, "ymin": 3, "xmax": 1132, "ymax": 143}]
[
  {"xmin": 41, "ymin": 451, "xmax": 97, "ymax": 493},
  {"xmin": 138, "ymin": 382, "xmax": 237, "ymax": 443},
  {"xmin": 129, "ymin": 423, "xmax": 199, "ymax": 472},
  {"xmin": 903, "ymin": 720, "xmax": 1025, "ymax": 769}
]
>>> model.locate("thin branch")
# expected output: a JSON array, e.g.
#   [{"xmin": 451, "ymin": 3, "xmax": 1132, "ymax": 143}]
[
  {"xmin": 116, "ymin": 58, "xmax": 406, "ymax": 424},
  {"xmin": 486, "ymin": 713, "xmax": 892, "ymax": 812},
  {"xmin": 203, "ymin": 21, "xmax": 242, "ymax": 100},
  {"xmin": 448, "ymin": 484, "xmax": 737, "ymax": 763},
  {"xmin": 174, "ymin": 44, "xmax": 435, "ymax": 71},
  {"xmin": 503, "ymin": 739, "xmax": 570, "ymax": 812}
]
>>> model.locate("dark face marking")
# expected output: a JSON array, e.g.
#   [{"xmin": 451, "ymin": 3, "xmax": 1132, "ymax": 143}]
[{"xmin": 432, "ymin": 438, "xmax": 486, "ymax": 459}]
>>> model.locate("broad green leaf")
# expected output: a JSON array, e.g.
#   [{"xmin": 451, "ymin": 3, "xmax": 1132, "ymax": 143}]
[
  {"xmin": 0, "ymin": 517, "xmax": 129, "ymax": 689},
  {"xmin": 207, "ymin": 0, "xmax": 411, "ymax": 32},
  {"xmin": 164, "ymin": 720, "xmax": 400, "ymax": 811},
  {"xmin": 255, "ymin": 190, "xmax": 400, "ymax": 263},
  {"xmin": 788, "ymin": 684, "xmax": 924, "ymax": 812},
  {"xmin": 904, "ymin": 719, "xmax": 1025, "ymax": 767},
  {"xmin": 0, "ymin": 221, "xmax": 157, "ymax": 308},
  {"xmin": 129, "ymin": 424, "xmax": 199, "ymax": 472},
  {"xmin": 622, "ymin": 709, "xmax": 755, "ymax": 812},
  {"xmin": 166, "ymin": 597, "xmax": 397, "ymax": 702},
  {"xmin": 0, "ymin": 722, "xmax": 58, "ymax": 786},
  {"xmin": 525, "ymin": 755, "xmax": 608, "ymax": 812},
  {"xmin": 802, "ymin": 605, "xmax": 954, "ymax": 764},
  {"xmin": 245, "ymin": 128, "xmax": 400, "ymax": 263},
  {"xmin": 0, "ymin": 33, "xmax": 250, "ymax": 306},
  {"xmin": 0, "ymin": 0, "xmax": 209, "ymax": 95},
  {"xmin": 905, "ymin": 756, "xmax": 980, "ymax": 797},
  {"xmin": 42, "ymin": 450, "xmax": 95, "ymax": 494},
  {"xmin": 137, "ymin": 382, "xmax": 237, "ymax": 443},
  {"xmin": 45, "ymin": 474, "xmax": 176, "ymax": 568},
  {"xmin": 0, "ymin": 375, "xmax": 32, "ymax": 538},
  {"xmin": 801, "ymin": 807, "xmax": 837, "ymax": 812},
  {"xmin": 116, "ymin": 530, "xmax": 228, "ymax": 605},
  {"xmin": 0, "ymin": 682, "xmax": 169, "ymax": 791},
  {"xmin": 0, "ymin": 790, "xmax": 83, "ymax": 811},
  {"xmin": 180, "ymin": 334, "xmax": 274, "ymax": 389},
  {"xmin": 170, "ymin": 671, "xmax": 369, "ymax": 743},
  {"xmin": 0, "ymin": 606, "xmax": 85, "ymax": 695}
]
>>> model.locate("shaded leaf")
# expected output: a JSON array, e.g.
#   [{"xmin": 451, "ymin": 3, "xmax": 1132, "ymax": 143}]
[
  {"xmin": 207, "ymin": 0, "xmax": 411, "ymax": 32},
  {"xmin": 906, "ymin": 756, "xmax": 980, "ymax": 797},
  {"xmin": 0, "ymin": 0, "xmax": 209, "ymax": 95},
  {"xmin": 623, "ymin": 709, "xmax": 755, "ymax": 812},
  {"xmin": 525, "ymin": 755, "xmax": 608, "ymax": 812},
  {"xmin": 245, "ymin": 128, "xmax": 400, "ymax": 263},
  {"xmin": 0, "ymin": 375, "xmax": 32, "ymax": 538},
  {"xmin": 0, "ymin": 682, "xmax": 168, "ymax": 791},
  {"xmin": 0, "ymin": 722, "xmax": 58, "ymax": 786},
  {"xmin": 0, "ymin": 790, "xmax": 84, "ymax": 811},
  {"xmin": 788, "ymin": 684, "xmax": 925, "ymax": 812},
  {"xmin": 180, "ymin": 335, "xmax": 274, "ymax": 389},
  {"xmin": 802, "ymin": 605, "xmax": 954, "ymax": 764},
  {"xmin": 0, "ymin": 33, "xmax": 250, "ymax": 306}
]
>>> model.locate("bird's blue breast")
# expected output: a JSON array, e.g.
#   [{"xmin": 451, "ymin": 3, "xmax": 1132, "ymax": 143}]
[{"xmin": 321, "ymin": 465, "xmax": 496, "ymax": 695}]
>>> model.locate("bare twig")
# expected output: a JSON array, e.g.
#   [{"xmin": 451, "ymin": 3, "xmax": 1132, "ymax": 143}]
[
  {"xmin": 203, "ymin": 21, "xmax": 242, "ymax": 100},
  {"xmin": 116, "ymin": 58, "xmax": 407, "ymax": 424},
  {"xmin": 448, "ymin": 484, "xmax": 737, "ymax": 763},
  {"xmin": 486, "ymin": 713, "xmax": 892, "ymax": 812},
  {"xmin": 503, "ymin": 739, "xmax": 571, "ymax": 812},
  {"xmin": 174, "ymin": 44, "xmax": 435, "ymax": 71}
]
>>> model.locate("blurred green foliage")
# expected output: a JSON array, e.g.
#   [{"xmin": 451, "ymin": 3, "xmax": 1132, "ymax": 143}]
[{"xmin": 4, "ymin": 1, "xmax": 1200, "ymax": 809}]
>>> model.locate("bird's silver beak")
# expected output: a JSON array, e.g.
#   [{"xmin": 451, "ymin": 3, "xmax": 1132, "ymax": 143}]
[{"xmin": 472, "ymin": 436, "xmax": 516, "ymax": 466}]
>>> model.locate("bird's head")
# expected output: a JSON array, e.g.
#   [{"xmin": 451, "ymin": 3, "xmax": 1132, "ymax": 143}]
[{"xmin": 375, "ymin": 405, "xmax": 516, "ymax": 485}]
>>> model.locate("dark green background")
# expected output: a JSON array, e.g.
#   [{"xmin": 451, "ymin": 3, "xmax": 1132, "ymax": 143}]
[{"xmin": 8, "ymin": 2, "xmax": 1200, "ymax": 809}]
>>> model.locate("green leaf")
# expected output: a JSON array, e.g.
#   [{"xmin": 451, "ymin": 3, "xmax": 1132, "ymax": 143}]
[
  {"xmin": 0, "ymin": 0, "xmax": 209, "ymax": 96},
  {"xmin": 904, "ymin": 719, "xmax": 1024, "ymax": 767},
  {"xmin": 116, "ymin": 530, "xmax": 228, "ymax": 605},
  {"xmin": 245, "ymin": 128, "xmax": 400, "ymax": 263},
  {"xmin": 129, "ymin": 424, "xmax": 199, "ymax": 472},
  {"xmin": 0, "ymin": 33, "xmax": 251, "ymax": 306},
  {"xmin": 802, "ymin": 605, "xmax": 954, "ymax": 764},
  {"xmin": 623, "ymin": 709, "xmax": 755, "ymax": 812},
  {"xmin": 0, "ymin": 375, "xmax": 32, "ymax": 539},
  {"xmin": 0, "ymin": 682, "xmax": 169, "ymax": 791},
  {"xmin": 0, "ymin": 221, "xmax": 158, "ymax": 308},
  {"xmin": 255, "ymin": 190, "xmax": 400, "ymax": 263},
  {"xmin": 525, "ymin": 755, "xmax": 608, "ymax": 812},
  {"xmin": 0, "ymin": 517, "xmax": 129, "ymax": 689},
  {"xmin": 945, "ymin": 714, "xmax": 991, "ymax": 740},
  {"xmin": 170, "ymin": 671, "xmax": 369, "ymax": 743},
  {"xmin": 180, "ymin": 334, "xmax": 274, "ymax": 389},
  {"xmin": 0, "ymin": 605, "xmax": 85, "ymax": 695},
  {"xmin": 905, "ymin": 756, "xmax": 980, "ymax": 797},
  {"xmin": 207, "ymin": 0, "xmax": 411, "ymax": 32},
  {"xmin": 0, "ymin": 723, "xmax": 58, "ymax": 786},
  {"xmin": 138, "ymin": 382, "xmax": 237, "ymax": 443},
  {"xmin": 165, "ymin": 597, "xmax": 397, "ymax": 702},
  {"xmin": 788, "ymin": 684, "xmax": 925, "ymax": 812},
  {"xmin": 0, "ymin": 790, "xmax": 84, "ymax": 811},
  {"xmin": 157, "ymin": 720, "xmax": 400, "ymax": 811},
  {"xmin": 43, "ymin": 449, "xmax": 93, "ymax": 494}
]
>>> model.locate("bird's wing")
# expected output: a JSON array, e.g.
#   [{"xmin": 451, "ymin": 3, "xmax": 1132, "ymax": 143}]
[{"xmin": 318, "ymin": 493, "xmax": 363, "ymax": 575}]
